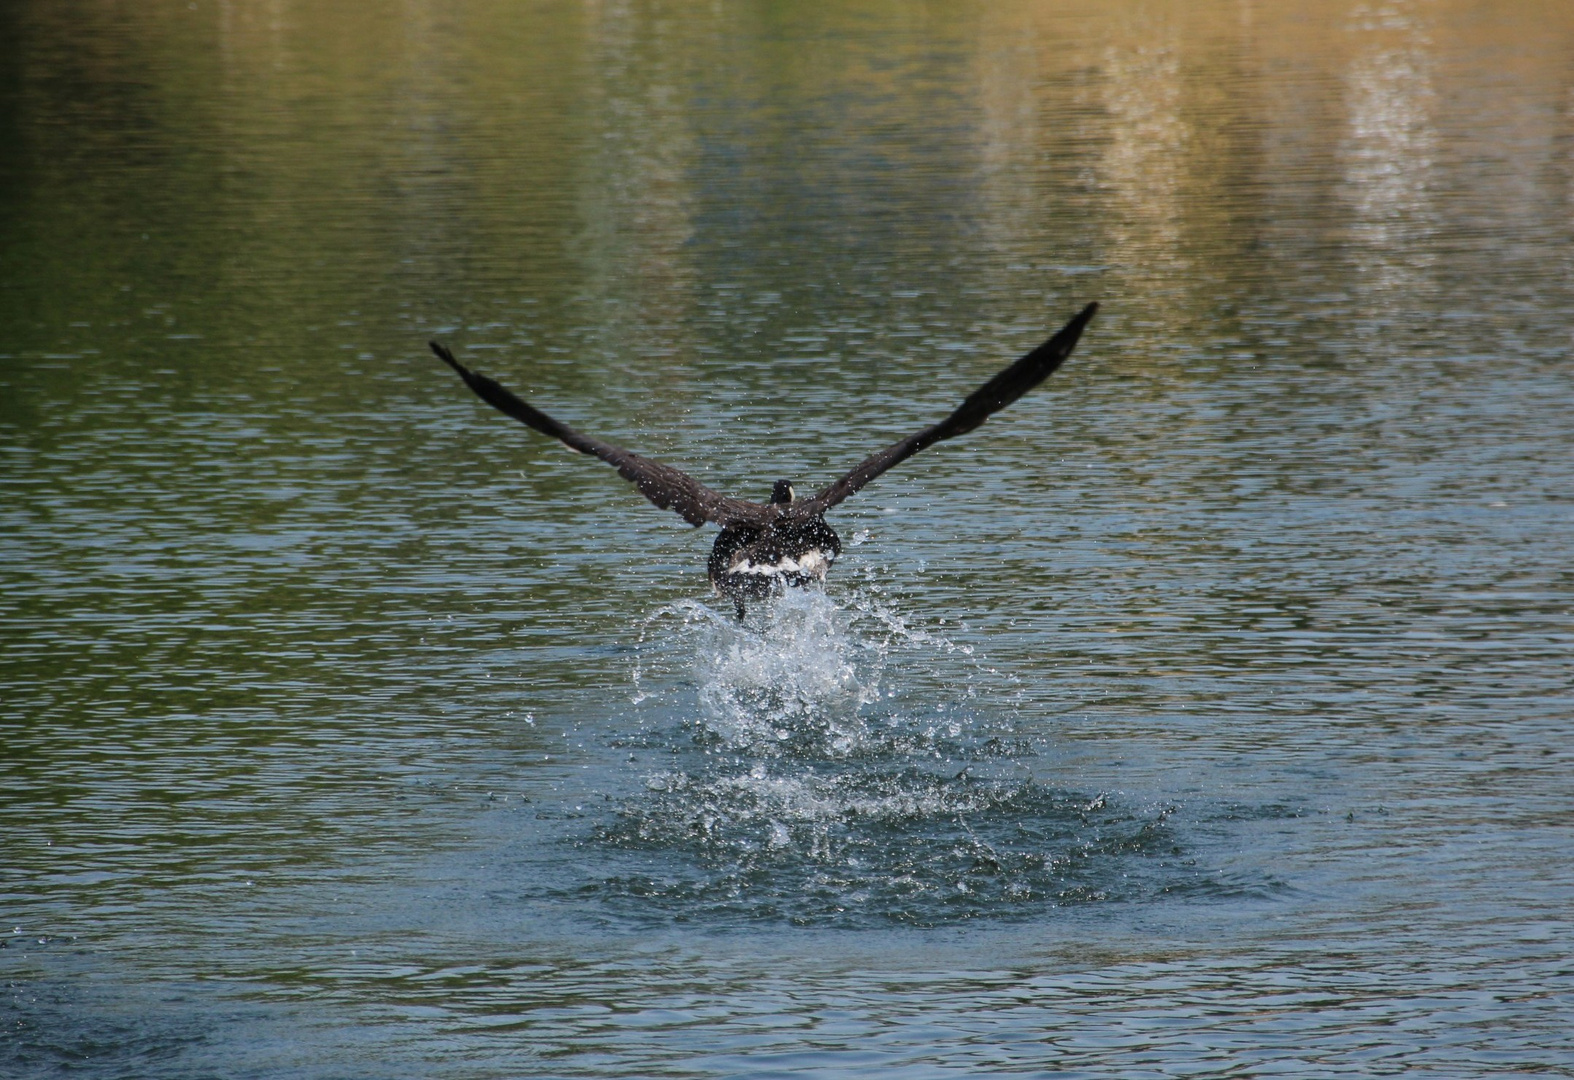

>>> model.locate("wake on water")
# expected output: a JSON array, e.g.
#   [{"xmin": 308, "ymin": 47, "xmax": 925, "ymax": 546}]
[{"xmin": 573, "ymin": 588, "xmax": 1198, "ymax": 928}]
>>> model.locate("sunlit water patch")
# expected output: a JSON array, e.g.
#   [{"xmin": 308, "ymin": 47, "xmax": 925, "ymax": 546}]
[{"xmin": 569, "ymin": 590, "xmax": 1259, "ymax": 927}]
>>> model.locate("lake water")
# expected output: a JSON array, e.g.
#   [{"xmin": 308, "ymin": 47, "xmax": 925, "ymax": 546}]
[{"xmin": 3, "ymin": 0, "xmax": 1572, "ymax": 1075}]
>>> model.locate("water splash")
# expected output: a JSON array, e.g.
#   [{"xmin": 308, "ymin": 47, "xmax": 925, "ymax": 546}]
[
  {"xmin": 599, "ymin": 588, "xmax": 1192, "ymax": 927},
  {"xmin": 694, "ymin": 589, "xmax": 879, "ymax": 755},
  {"xmin": 631, "ymin": 587, "xmax": 984, "ymax": 755}
]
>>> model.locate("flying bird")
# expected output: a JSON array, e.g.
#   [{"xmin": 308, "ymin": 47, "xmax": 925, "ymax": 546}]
[{"xmin": 431, "ymin": 301, "xmax": 1097, "ymax": 618}]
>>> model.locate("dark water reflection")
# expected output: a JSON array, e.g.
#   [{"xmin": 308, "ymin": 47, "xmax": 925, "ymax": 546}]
[{"xmin": 4, "ymin": 0, "xmax": 1573, "ymax": 1075}]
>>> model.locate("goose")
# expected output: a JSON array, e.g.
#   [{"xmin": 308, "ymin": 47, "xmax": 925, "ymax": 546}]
[{"xmin": 431, "ymin": 301, "xmax": 1096, "ymax": 618}]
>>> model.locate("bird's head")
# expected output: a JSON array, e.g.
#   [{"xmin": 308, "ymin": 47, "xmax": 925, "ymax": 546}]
[{"xmin": 769, "ymin": 480, "xmax": 796, "ymax": 505}]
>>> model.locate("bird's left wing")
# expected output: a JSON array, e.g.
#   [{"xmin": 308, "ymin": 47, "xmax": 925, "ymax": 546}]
[{"xmin": 431, "ymin": 342, "xmax": 771, "ymax": 529}]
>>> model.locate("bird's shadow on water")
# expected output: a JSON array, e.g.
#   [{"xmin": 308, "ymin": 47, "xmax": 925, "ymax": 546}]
[{"xmin": 558, "ymin": 589, "xmax": 1276, "ymax": 930}]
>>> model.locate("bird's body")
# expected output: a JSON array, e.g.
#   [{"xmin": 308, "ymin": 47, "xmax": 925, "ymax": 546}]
[
  {"xmin": 707, "ymin": 507, "xmax": 843, "ymax": 618},
  {"xmin": 431, "ymin": 302, "xmax": 1096, "ymax": 617}
]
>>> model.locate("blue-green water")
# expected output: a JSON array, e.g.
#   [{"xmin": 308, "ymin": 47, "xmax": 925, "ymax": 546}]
[{"xmin": 3, "ymin": 0, "xmax": 1572, "ymax": 1075}]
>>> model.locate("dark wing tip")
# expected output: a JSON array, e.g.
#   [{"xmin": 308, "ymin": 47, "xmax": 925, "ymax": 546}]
[
  {"xmin": 1060, "ymin": 300, "xmax": 1098, "ymax": 354},
  {"xmin": 429, "ymin": 340, "xmax": 465, "ymax": 375},
  {"xmin": 1050, "ymin": 302, "xmax": 1099, "ymax": 349}
]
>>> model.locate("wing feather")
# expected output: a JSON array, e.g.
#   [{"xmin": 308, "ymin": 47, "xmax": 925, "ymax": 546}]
[
  {"xmin": 430, "ymin": 343, "xmax": 770, "ymax": 528},
  {"xmin": 795, "ymin": 302, "xmax": 1097, "ymax": 517}
]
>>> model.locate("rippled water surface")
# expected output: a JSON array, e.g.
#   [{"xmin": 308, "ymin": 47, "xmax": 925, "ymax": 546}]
[{"xmin": 3, "ymin": 0, "xmax": 1573, "ymax": 1075}]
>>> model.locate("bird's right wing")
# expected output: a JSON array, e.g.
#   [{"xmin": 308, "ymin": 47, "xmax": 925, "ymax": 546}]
[
  {"xmin": 794, "ymin": 302, "xmax": 1097, "ymax": 517},
  {"xmin": 431, "ymin": 343, "xmax": 771, "ymax": 529}
]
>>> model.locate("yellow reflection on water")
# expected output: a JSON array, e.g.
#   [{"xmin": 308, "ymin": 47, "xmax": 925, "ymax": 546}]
[{"xmin": 6, "ymin": 0, "xmax": 1574, "ymax": 360}]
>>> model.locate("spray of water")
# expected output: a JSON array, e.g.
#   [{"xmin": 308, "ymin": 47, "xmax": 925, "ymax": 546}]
[{"xmin": 597, "ymin": 587, "xmax": 1187, "ymax": 926}]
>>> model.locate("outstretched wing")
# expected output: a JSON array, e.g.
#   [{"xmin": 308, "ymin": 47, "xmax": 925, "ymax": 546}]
[
  {"xmin": 793, "ymin": 302, "xmax": 1097, "ymax": 518},
  {"xmin": 431, "ymin": 343, "xmax": 771, "ymax": 528}
]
